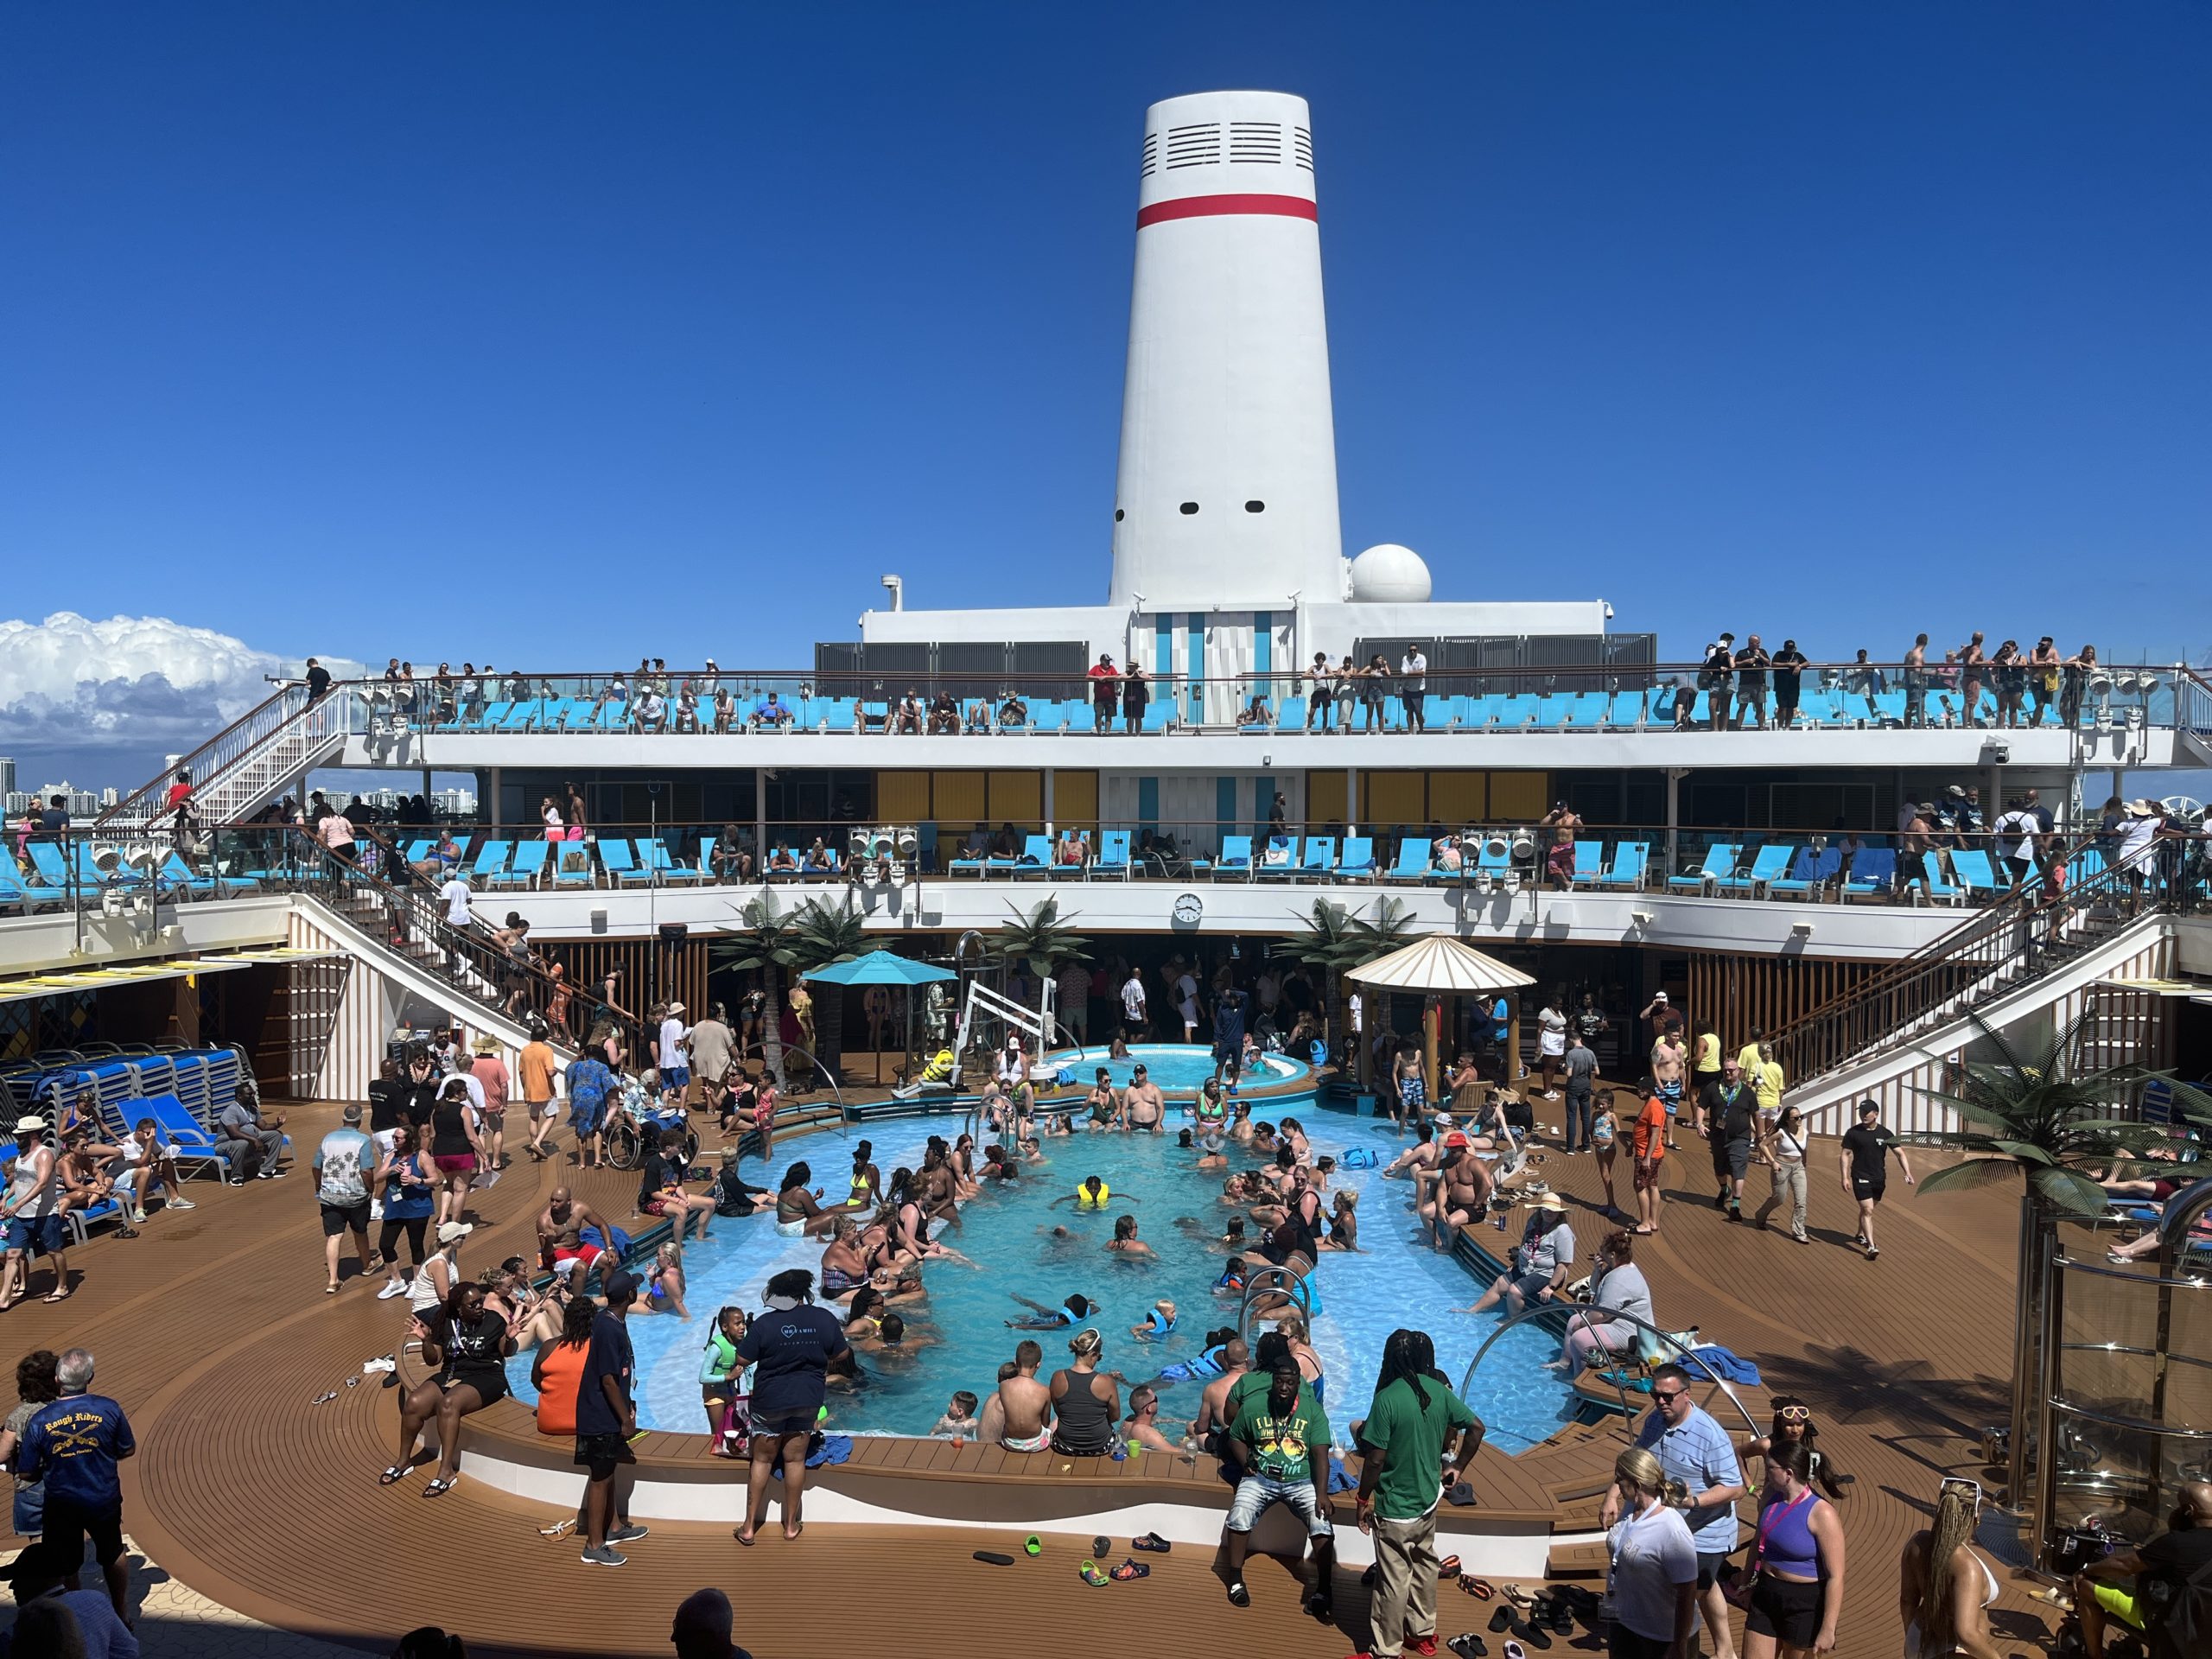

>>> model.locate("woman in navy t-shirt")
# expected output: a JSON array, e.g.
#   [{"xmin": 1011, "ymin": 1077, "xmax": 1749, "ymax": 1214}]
[{"xmin": 731, "ymin": 1268, "xmax": 851, "ymax": 1547}]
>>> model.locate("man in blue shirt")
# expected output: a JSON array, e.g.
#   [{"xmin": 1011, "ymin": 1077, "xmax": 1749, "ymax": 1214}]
[
  {"xmin": 1599, "ymin": 1363, "xmax": 1747, "ymax": 1659},
  {"xmin": 17, "ymin": 1347, "xmax": 137, "ymax": 1621}
]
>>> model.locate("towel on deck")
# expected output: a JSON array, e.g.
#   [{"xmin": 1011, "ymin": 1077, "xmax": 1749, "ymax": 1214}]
[
  {"xmin": 1681, "ymin": 1345, "xmax": 1761, "ymax": 1388},
  {"xmin": 770, "ymin": 1433, "xmax": 853, "ymax": 1478}
]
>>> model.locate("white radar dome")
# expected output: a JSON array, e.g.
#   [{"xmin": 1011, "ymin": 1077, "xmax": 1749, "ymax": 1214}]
[{"xmin": 1347, "ymin": 543, "xmax": 1432, "ymax": 603}]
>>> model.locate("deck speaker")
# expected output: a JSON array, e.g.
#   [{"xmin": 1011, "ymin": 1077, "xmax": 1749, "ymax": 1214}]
[{"xmin": 658, "ymin": 923, "xmax": 689, "ymax": 944}]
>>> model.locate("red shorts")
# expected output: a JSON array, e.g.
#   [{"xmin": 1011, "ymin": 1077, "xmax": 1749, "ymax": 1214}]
[
  {"xmin": 640, "ymin": 1196, "xmax": 671, "ymax": 1217},
  {"xmin": 552, "ymin": 1243, "xmax": 602, "ymax": 1270},
  {"xmin": 433, "ymin": 1154, "xmax": 476, "ymax": 1175}
]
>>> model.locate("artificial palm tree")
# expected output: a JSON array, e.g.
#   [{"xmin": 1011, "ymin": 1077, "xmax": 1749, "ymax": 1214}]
[
  {"xmin": 787, "ymin": 896, "xmax": 868, "ymax": 1077},
  {"xmin": 1274, "ymin": 895, "xmax": 1421, "ymax": 1077},
  {"xmin": 712, "ymin": 892, "xmax": 804, "ymax": 1084},
  {"xmin": 1907, "ymin": 1012, "xmax": 2212, "ymax": 1507},
  {"xmin": 992, "ymin": 896, "xmax": 1091, "ymax": 1049}
]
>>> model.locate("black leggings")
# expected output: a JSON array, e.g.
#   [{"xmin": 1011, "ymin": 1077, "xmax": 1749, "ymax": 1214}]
[{"xmin": 378, "ymin": 1215, "xmax": 429, "ymax": 1267}]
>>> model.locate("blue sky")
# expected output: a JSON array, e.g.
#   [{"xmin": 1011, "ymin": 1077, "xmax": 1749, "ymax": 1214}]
[{"xmin": 2, "ymin": 4, "xmax": 2209, "ymax": 783}]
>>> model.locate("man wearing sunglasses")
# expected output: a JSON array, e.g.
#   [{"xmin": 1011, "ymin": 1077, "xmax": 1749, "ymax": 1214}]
[{"xmin": 1601, "ymin": 1364, "xmax": 1748, "ymax": 1659}]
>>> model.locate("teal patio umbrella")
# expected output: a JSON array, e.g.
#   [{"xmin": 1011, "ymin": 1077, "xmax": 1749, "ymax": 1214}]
[{"xmin": 803, "ymin": 950, "xmax": 957, "ymax": 1081}]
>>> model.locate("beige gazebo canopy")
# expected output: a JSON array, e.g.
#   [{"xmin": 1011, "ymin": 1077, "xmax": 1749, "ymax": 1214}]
[
  {"xmin": 1347, "ymin": 936, "xmax": 1534, "ymax": 1097},
  {"xmin": 1347, "ymin": 935, "xmax": 1534, "ymax": 994}
]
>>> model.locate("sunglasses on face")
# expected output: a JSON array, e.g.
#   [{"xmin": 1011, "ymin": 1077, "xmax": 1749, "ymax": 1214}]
[{"xmin": 1653, "ymin": 1389, "xmax": 1688, "ymax": 1404}]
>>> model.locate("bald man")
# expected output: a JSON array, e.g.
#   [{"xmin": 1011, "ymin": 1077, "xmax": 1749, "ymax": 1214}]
[
  {"xmin": 2075, "ymin": 1479, "xmax": 2212, "ymax": 1659},
  {"xmin": 536, "ymin": 1187, "xmax": 608, "ymax": 1275},
  {"xmin": 671, "ymin": 1586, "xmax": 753, "ymax": 1659}
]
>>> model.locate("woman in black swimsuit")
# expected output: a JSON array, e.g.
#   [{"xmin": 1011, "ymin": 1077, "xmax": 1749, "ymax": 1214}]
[
  {"xmin": 1047, "ymin": 1328, "xmax": 1119, "ymax": 1456},
  {"xmin": 384, "ymin": 1281, "xmax": 514, "ymax": 1496}
]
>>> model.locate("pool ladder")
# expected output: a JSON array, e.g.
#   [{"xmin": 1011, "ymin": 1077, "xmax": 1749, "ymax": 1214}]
[{"xmin": 1236, "ymin": 1265, "xmax": 1314, "ymax": 1345}]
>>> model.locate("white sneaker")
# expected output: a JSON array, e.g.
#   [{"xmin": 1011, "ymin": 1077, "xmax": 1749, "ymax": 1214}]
[
  {"xmin": 168, "ymin": 1198, "xmax": 196, "ymax": 1211},
  {"xmin": 130, "ymin": 1208, "xmax": 149, "ymax": 1224},
  {"xmin": 376, "ymin": 1281, "xmax": 408, "ymax": 1300}
]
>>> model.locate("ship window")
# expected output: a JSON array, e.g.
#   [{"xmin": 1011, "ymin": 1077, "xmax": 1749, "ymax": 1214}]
[
  {"xmin": 1244, "ymin": 499, "xmax": 1265, "ymax": 513},
  {"xmin": 1114, "ymin": 509, "xmax": 1125, "ymax": 522},
  {"xmin": 1179, "ymin": 501, "xmax": 1199, "ymax": 515}
]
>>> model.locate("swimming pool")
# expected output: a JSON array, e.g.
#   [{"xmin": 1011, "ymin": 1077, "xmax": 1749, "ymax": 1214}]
[
  {"xmin": 505, "ymin": 1106, "xmax": 1579, "ymax": 1450},
  {"xmin": 1039, "ymin": 1041, "xmax": 1311, "ymax": 1096}
]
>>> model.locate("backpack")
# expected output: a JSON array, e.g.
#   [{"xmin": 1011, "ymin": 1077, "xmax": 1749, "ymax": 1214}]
[{"xmin": 2140, "ymin": 1539, "xmax": 2212, "ymax": 1659}]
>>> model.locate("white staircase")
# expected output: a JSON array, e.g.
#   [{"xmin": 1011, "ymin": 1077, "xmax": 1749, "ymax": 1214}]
[{"xmin": 99, "ymin": 686, "xmax": 353, "ymax": 828}]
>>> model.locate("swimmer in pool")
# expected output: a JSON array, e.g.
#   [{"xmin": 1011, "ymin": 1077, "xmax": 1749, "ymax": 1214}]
[
  {"xmin": 1123, "ymin": 1065, "xmax": 1166, "ymax": 1134},
  {"xmin": 1106, "ymin": 1213, "xmax": 1154, "ymax": 1257},
  {"xmin": 1052, "ymin": 1174, "xmax": 1139, "ymax": 1211},
  {"xmin": 1007, "ymin": 1291, "xmax": 1101, "ymax": 1329},
  {"xmin": 1129, "ymin": 1299, "xmax": 1178, "ymax": 1341}
]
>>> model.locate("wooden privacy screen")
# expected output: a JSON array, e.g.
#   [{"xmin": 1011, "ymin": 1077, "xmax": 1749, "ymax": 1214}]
[{"xmin": 1681, "ymin": 949, "xmax": 1885, "ymax": 1061}]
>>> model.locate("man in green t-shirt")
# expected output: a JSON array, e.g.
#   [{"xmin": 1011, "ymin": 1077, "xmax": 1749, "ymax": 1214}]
[
  {"xmin": 1219, "ymin": 1357, "xmax": 1336, "ymax": 1617},
  {"xmin": 1355, "ymin": 1330, "xmax": 1485, "ymax": 1659}
]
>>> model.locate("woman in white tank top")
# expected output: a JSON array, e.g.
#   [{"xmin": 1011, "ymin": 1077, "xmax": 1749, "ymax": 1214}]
[{"xmin": 1898, "ymin": 1479, "xmax": 2002, "ymax": 1658}]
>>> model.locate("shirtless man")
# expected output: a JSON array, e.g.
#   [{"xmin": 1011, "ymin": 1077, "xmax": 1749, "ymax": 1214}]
[
  {"xmin": 1649, "ymin": 1030, "xmax": 1688, "ymax": 1149},
  {"xmin": 1418, "ymin": 1135, "xmax": 1491, "ymax": 1251},
  {"xmin": 995, "ymin": 1338, "xmax": 1054, "ymax": 1453},
  {"xmin": 1189, "ymin": 1337, "xmax": 1253, "ymax": 1452},
  {"xmin": 1123, "ymin": 1065, "xmax": 1166, "ymax": 1135},
  {"xmin": 535, "ymin": 1187, "xmax": 610, "ymax": 1277},
  {"xmin": 1382, "ymin": 1121, "xmax": 1439, "ymax": 1180},
  {"xmin": 1903, "ymin": 631, "xmax": 1930, "ymax": 728}
]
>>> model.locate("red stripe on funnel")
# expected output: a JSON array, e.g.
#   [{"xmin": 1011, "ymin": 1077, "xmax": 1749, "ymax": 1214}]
[{"xmin": 1136, "ymin": 193, "xmax": 1318, "ymax": 229}]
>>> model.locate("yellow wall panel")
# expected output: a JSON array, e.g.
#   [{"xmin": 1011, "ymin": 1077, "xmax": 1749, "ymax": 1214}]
[
  {"xmin": 1306, "ymin": 769, "xmax": 1347, "ymax": 826},
  {"xmin": 932, "ymin": 772, "xmax": 987, "ymax": 826},
  {"xmin": 1052, "ymin": 770, "xmax": 1098, "ymax": 826},
  {"xmin": 1488, "ymin": 771, "xmax": 1550, "ymax": 821},
  {"xmin": 878, "ymin": 771, "xmax": 931, "ymax": 823},
  {"xmin": 1427, "ymin": 771, "xmax": 1486, "ymax": 825},
  {"xmin": 1362, "ymin": 771, "xmax": 1425, "ymax": 827},
  {"xmin": 988, "ymin": 770, "xmax": 1042, "ymax": 826}
]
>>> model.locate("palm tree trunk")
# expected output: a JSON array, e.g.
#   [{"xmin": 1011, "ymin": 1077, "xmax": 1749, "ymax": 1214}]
[
  {"xmin": 816, "ymin": 985, "xmax": 845, "ymax": 1083},
  {"xmin": 761, "ymin": 964, "xmax": 785, "ymax": 1084}
]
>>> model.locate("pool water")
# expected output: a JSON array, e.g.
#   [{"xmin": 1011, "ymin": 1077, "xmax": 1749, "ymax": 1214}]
[
  {"xmin": 1039, "ymin": 1042, "xmax": 1310, "ymax": 1096},
  {"xmin": 505, "ymin": 1102, "xmax": 1578, "ymax": 1449}
]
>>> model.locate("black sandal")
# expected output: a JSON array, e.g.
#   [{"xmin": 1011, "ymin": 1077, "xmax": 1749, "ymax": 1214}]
[{"xmin": 378, "ymin": 1465, "xmax": 411, "ymax": 1484}]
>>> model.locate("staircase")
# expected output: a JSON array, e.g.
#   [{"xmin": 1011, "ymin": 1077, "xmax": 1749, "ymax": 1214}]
[
  {"xmin": 1765, "ymin": 858, "xmax": 2188, "ymax": 1130},
  {"xmin": 98, "ymin": 684, "xmax": 353, "ymax": 829},
  {"xmin": 263, "ymin": 838, "xmax": 639, "ymax": 1061}
]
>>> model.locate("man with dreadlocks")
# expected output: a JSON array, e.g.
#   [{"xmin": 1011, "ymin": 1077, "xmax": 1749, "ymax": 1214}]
[{"xmin": 1352, "ymin": 1329, "xmax": 1484, "ymax": 1659}]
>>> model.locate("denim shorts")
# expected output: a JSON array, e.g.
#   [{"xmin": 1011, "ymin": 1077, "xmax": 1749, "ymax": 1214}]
[
  {"xmin": 3, "ymin": 1214, "xmax": 63, "ymax": 1256},
  {"xmin": 12, "ymin": 1484, "xmax": 42, "ymax": 1540},
  {"xmin": 1225, "ymin": 1471, "xmax": 1332, "ymax": 1537}
]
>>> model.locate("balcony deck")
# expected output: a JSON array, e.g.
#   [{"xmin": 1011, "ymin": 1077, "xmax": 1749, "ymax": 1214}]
[{"xmin": 3, "ymin": 1091, "xmax": 2063, "ymax": 1658}]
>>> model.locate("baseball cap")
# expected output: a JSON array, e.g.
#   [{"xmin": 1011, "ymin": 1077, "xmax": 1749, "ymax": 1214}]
[
  {"xmin": 437, "ymin": 1221, "xmax": 474, "ymax": 1244},
  {"xmin": 603, "ymin": 1268, "xmax": 642, "ymax": 1300}
]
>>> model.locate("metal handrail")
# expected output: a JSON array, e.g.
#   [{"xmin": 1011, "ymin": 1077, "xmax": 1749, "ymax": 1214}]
[
  {"xmin": 1459, "ymin": 1303, "xmax": 1764, "ymax": 1441},
  {"xmin": 1236, "ymin": 1265, "xmax": 1314, "ymax": 1344}
]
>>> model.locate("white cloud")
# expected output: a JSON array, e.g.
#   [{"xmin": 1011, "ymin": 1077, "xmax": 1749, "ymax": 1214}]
[{"xmin": 0, "ymin": 613, "xmax": 360, "ymax": 773}]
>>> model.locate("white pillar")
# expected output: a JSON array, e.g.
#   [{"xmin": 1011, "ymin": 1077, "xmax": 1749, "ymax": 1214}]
[{"xmin": 1044, "ymin": 768, "xmax": 1055, "ymax": 838}]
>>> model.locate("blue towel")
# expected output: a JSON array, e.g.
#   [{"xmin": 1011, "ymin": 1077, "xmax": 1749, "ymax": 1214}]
[
  {"xmin": 771, "ymin": 1433, "xmax": 853, "ymax": 1479},
  {"xmin": 579, "ymin": 1223, "xmax": 634, "ymax": 1260},
  {"xmin": 1327, "ymin": 1452, "xmax": 1357, "ymax": 1495},
  {"xmin": 1682, "ymin": 1345, "xmax": 1761, "ymax": 1387}
]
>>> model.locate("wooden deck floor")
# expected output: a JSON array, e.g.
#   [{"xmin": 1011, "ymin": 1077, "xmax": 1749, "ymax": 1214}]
[{"xmin": 0, "ymin": 1096, "xmax": 2063, "ymax": 1658}]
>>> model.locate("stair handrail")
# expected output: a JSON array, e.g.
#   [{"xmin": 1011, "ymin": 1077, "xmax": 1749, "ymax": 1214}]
[
  {"xmin": 265, "ymin": 830, "xmax": 643, "ymax": 1060},
  {"xmin": 1764, "ymin": 855, "xmax": 2183, "ymax": 1084},
  {"xmin": 96, "ymin": 680, "xmax": 353, "ymax": 829}
]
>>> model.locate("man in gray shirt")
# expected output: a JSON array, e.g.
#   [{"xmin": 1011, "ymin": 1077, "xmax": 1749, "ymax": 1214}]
[
  {"xmin": 1561, "ymin": 1033, "xmax": 1599, "ymax": 1153},
  {"xmin": 214, "ymin": 1083, "xmax": 287, "ymax": 1184}
]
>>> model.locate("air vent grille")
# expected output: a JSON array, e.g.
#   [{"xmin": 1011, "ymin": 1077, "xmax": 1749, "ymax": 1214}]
[
  {"xmin": 1293, "ymin": 125, "xmax": 1314, "ymax": 172},
  {"xmin": 1141, "ymin": 131, "xmax": 1157, "ymax": 178},
  {"xmin": 1228, "ymin": 121, "xmax": 1282, "ymax": 164},
  {"xmin": 1164, "ymin": 123, "xmax": 1222, "ymax": 168}
]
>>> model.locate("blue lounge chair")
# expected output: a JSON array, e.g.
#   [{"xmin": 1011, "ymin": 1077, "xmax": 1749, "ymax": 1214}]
[
  {"xmin": 1255, "ymin": 835, "xmax": 1299, "ymax": 878},
  {"xmin": 1921, "ymin": 860, "xmax": 1966, "ymax": 906},
  {"xmin": 1769, "ymin": 847, "xmax": 1840, "ymax": 898},
  {"xmin": 601, "ymin": 840, "xmax": 650, "ymax": 886},
  {"xmin": 1212, "ymin": 836, "xmax": 1255, "ymax": 881},
  {"xmin": 490, "ymin": 841, "xmax": 548, "ymax": 891},
  {"xmin": 1011, "ymin": 835, "xmax": 1055, "ymax": 878},
  {"xmin": 1336, "ymin": 836, "xmax": 1376, "ymax": 880},
  {"xmin": 1841, "ymin": 848, "xmax": 1897, "ymax": 900},
  {"xmin": 1596, "ymin": 842, "xmax": 1649, "ymax": 889},
  {"xmin": 1950, "ymin": 849, "xmax": 2007, "ymax": 902},
  {"xmin": 1289, "ymin": 837, "xmax": 1336, "ymax": 880},
  {"xmin": 639, "ymin": 838, "xmax": 706, "ymax": 885},
  {"xmin": 947, "ymin": 842, "xmax": 992, "ymax": 879},
  {"xmin": 1092, "ymin": 830, "xmax": 1133, "ymax": 880},
  {"xmin": 1669, "ymin": 844, "xmax": 1739, "ymax": 893},
  {"xmin": 1385, "ymin": 839, "xmax": 1430, "ymax": 882},
  {"xmin": 551, "ymin": 842, "xmax": 598, "ymax": 888},
  {"xmin": 0, "ymin": 861, "xmax": 63, "ymax": 911},
  {"xmin": 1718, "ymin": 844, "xmax": 1796, "ymax": 897},
  {"xmin": 467, "ymin": 840, "xmax": 512, "ymax": 887},
  {"xmin": 1568, "ymin": 842, "xmax": 1607, "ymax": 887}
]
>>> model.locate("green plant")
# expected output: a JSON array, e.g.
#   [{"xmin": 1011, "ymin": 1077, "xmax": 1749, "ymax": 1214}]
[
  {"xmin": 993, "ymin": 897, "xmax": 1091, "ymax": 1039},
  {"xmin": 1274, "ymin": 896, "xmax": 1421, "ymax": 1075},
  {"xmin": 1908, "ymin": 1013, "xmax": 2212, "ymax": 1213},
  {"xmin": 712, "ymin": 893, "xmax": 805, "ymax": 1084}
]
